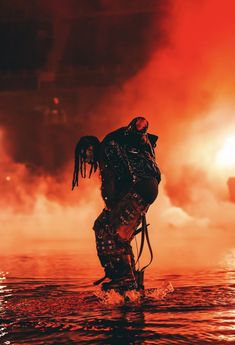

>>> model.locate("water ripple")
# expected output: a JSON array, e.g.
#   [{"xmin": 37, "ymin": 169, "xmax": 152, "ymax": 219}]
[{"xmin": 0, "ymin": 261, "xmax": 235, "ymax": 344}]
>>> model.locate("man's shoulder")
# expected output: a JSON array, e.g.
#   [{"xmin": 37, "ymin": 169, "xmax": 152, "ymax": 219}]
[
  {"xmin": 148, "ymin": 133, "xmax": 158, "ymax": 147},
  {"xmin": 101, "ymin": 127, "xmax": 126, "ymax": 145},
  {"xmin": 101, "ymin": 127, "xmax": 159, "ymax": 148}
]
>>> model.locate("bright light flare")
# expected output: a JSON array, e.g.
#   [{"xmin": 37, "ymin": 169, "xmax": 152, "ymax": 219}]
[{"xmin": 216, "ymin": 136, "xmax": 235, "ymax": 168}]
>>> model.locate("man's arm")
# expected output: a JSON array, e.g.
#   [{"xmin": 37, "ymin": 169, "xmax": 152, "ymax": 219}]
[
  {"xmin": 100, "ymin": 168, "xmax": 117, "ymax": 210},
  {"xmin": 99, "ymin": 139, "xmax": 131, "ymax": 209}
]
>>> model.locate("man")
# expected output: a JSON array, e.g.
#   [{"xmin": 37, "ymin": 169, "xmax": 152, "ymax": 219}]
[{"xmin": 72, "ymin": 117, "xmax": 161, "ymax": 294}]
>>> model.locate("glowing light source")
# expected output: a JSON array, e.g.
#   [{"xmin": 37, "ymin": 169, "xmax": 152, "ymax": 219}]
[{"xmin": 216, "ymin": 136, "xmax": 235, "ymax": 168}]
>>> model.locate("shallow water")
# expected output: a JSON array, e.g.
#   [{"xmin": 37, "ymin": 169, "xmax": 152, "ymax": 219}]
[{"xmin": 0, "ymin": 253, "xmax": 235, "ymax": 345}]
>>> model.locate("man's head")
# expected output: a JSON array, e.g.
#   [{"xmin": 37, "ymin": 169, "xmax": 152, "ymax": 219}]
[
  {"xmin": 125, "ymin": 117, "xmax": 149, "ymax": 144},
  {"xmin": 135, "ymin": 117, "xmax": 149, "ymax": 132},
  {"xmin": 127, "ymin": 117, "xmax": 148, "ymax": 133}
]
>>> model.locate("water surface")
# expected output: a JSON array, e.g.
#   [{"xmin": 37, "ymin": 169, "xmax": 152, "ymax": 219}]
[{"xmin": 0, "ymin": 253, "xmax": 234, "ymax": 344}]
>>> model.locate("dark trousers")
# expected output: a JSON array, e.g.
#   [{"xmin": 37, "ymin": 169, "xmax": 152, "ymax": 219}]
[{"xmin": 93, "ymin": 191, "xmax": 149, "ymax": 290}]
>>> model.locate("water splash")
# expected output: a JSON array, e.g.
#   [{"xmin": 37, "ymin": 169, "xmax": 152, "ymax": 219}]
[
  {"xmin": 94, "ymin": 288, "xmax": 125, "ymax": 305},
  {"xmin": 94, "ymin": 281, "xmax": 174, "ymax": 305},
  {"xmin": 145, "ymin": 281, "xmax": 174, "ymax": 300}
]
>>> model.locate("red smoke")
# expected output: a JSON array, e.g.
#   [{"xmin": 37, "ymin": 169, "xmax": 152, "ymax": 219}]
[{"xmin": 1, "ymin": 0, "xmax": 235, "ymax": 269}]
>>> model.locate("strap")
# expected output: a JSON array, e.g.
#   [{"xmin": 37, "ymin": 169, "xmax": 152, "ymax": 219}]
[
  {"xmin": 93, "ymin": 275, "xmax": 107, "ymax": 286},
  {"xmin": 141, "ymin": 216, "xmax": 154, "ymax": 272},
  {"xmin": 135, "ymin": 217, "xmax": 145, "ymax": 266},
  {"xmin": 134, "ymin": 222, "xmax": 150, "ymax": 236}
]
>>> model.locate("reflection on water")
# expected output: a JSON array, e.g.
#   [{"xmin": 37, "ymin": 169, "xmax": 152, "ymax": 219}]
[{"xmin": 0, "ymin": 254, "xmax": 235, "ymax": 344}]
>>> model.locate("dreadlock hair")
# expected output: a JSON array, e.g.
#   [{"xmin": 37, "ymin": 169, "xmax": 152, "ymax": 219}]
[{"xmin": 72, "ymin": 136, "xmax": 100, "ymax": 190}]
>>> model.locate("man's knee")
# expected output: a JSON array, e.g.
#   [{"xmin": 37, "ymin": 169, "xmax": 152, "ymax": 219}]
[{"xmin": 93, "ymin": 209, "xmax": 109, "ymax": 233}]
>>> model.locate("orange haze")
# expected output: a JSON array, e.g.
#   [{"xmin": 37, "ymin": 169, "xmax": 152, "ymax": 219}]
[{"xmin": 1, "ymin": 0, "xmax": 235, "ymax": 272}]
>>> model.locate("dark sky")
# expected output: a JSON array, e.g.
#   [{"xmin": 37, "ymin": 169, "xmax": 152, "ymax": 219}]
[{"xmin": 0, "ymin": 0, "xmax": 167, "ymax": 74}]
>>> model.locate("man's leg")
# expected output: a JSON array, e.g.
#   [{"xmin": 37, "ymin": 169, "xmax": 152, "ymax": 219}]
[{"xmin": 93, "ymin": 192, "xmax": 149, "ymax": 292}]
